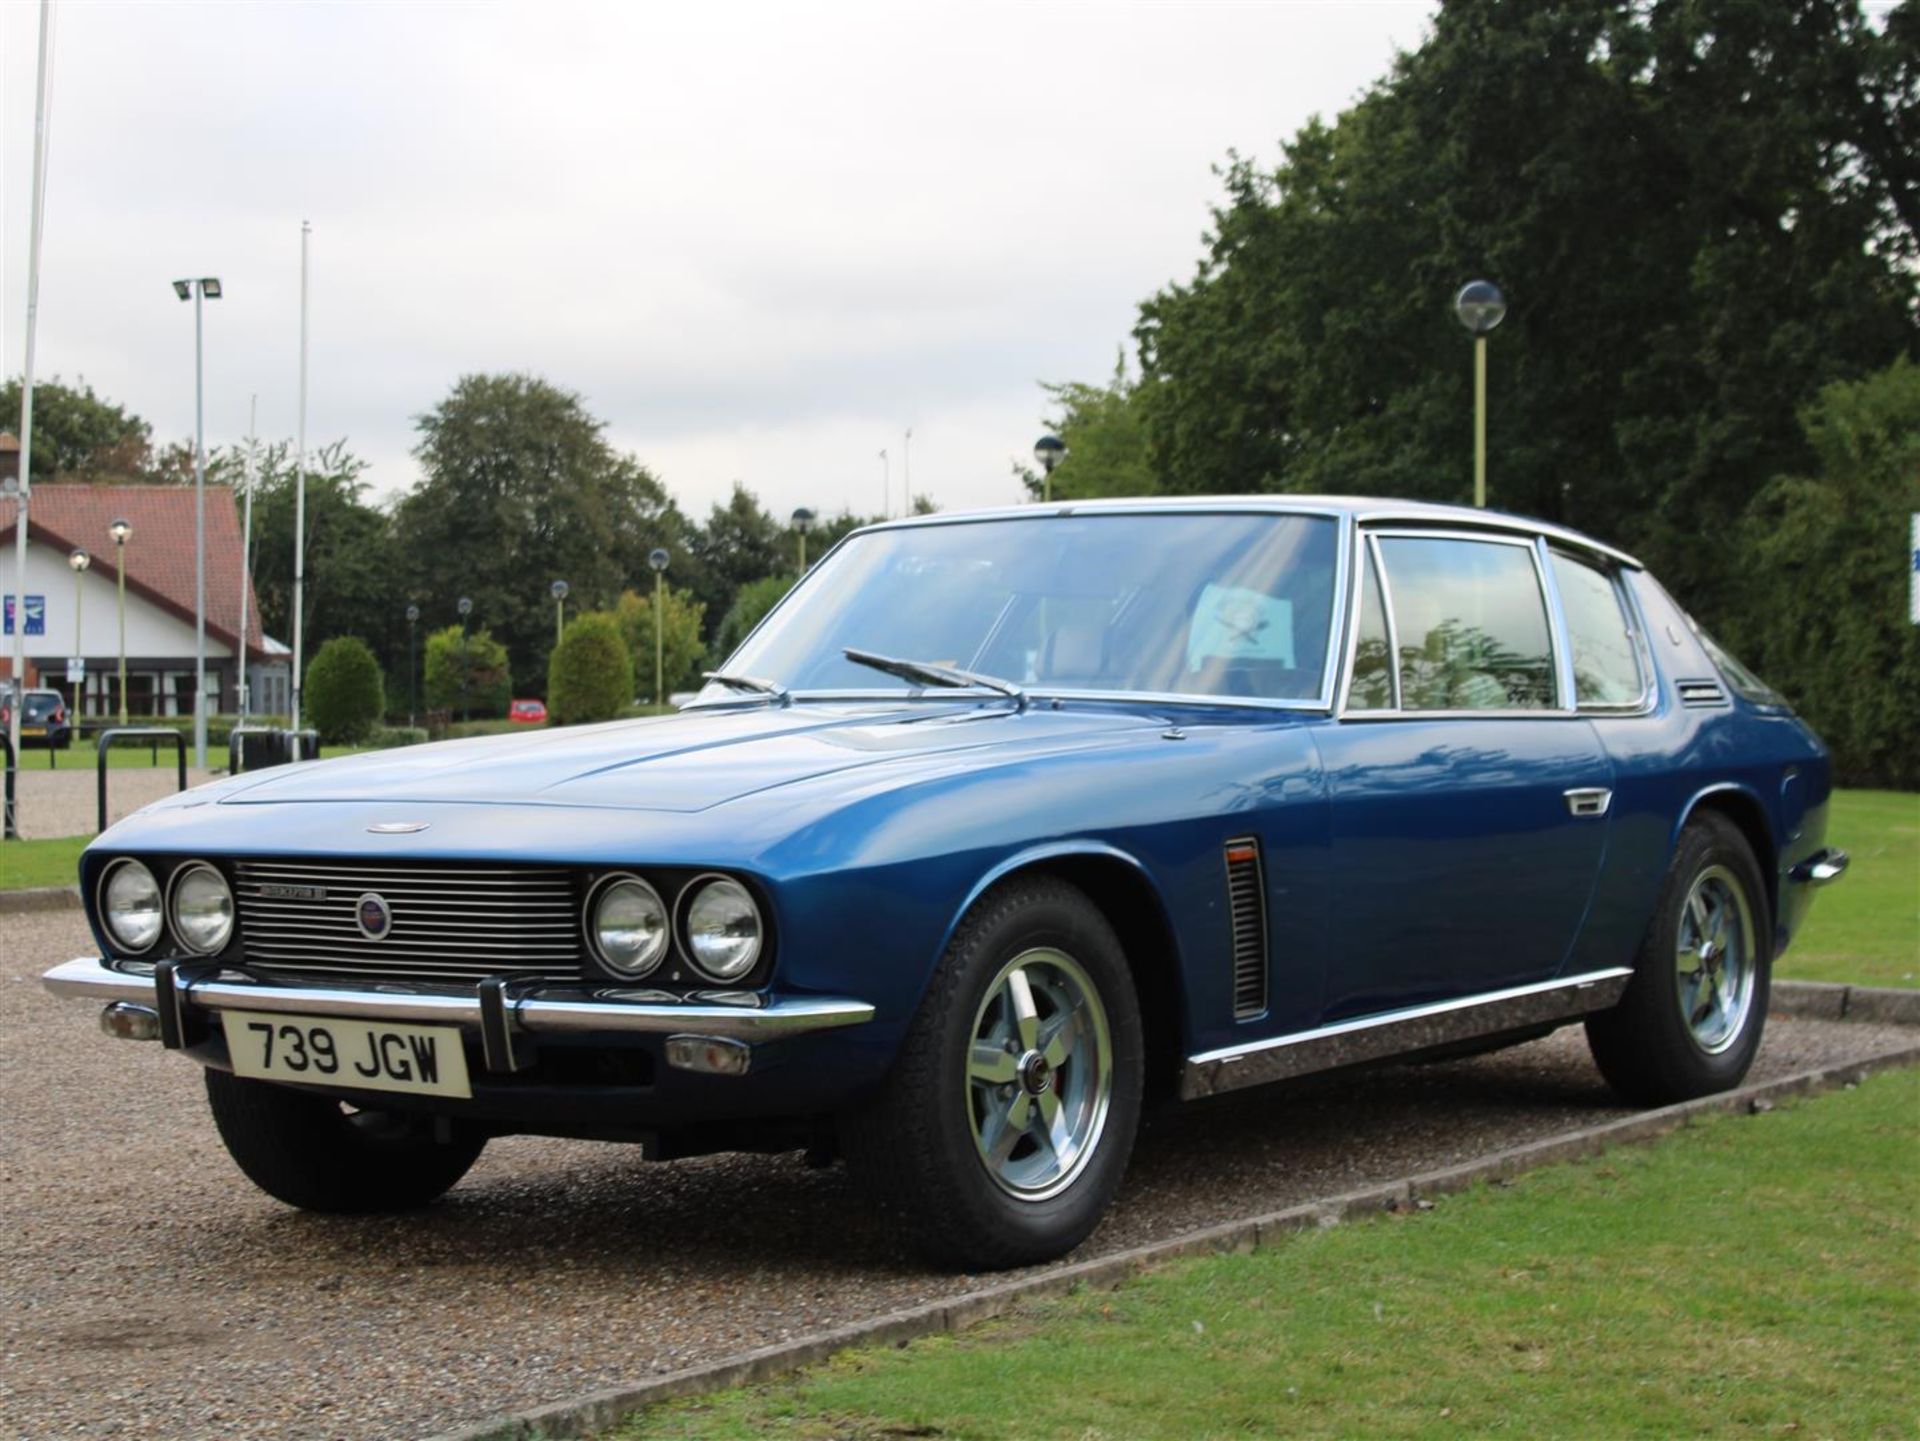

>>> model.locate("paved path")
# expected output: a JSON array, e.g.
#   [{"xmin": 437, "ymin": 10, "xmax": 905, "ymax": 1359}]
[
  {"xmin": 3, "ymin": 908, "xmax": 1912, "ymax": 1439},
  {"xmin": 10, "ymin": 764, "xmax": 217, "ymax": 840}
]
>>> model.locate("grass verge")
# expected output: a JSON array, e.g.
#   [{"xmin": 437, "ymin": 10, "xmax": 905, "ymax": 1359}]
[
  {"xmin": 624, "ymin": 1069, "xmax": 1919, "ymax": 1440},
  {"xmin": 0, "ymin": 834, "xmax": 90, "ymax": 890},
  {"xmin": 1780, "ymin": 788, "xmax": 1919, "ymax": 989}
]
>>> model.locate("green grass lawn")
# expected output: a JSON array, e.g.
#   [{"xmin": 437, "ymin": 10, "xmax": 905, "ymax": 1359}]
[
  {"xmin": 0, "ymin": 833, "xmax": 89, "ymax": 890},
  {"xmin": 624, "ymin": 1069, "xmax": 1920, "ymax": 1441},
  {"xmin": 1779, "ymin": 788, "xmax": 1919, "ymax": 989}
]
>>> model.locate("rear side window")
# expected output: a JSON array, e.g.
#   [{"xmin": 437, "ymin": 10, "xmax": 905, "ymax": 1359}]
[
  {"xmin": 1548, "ymin": 552, "xmax": 1644, "ymax": 707},
  {"xmin": 1348, "ymin": 544, "xmax": 1394, "ymax": 709},
  {"xmin": 1376, "ymin": 536, "xmax": 1557, "ymax": 711}
]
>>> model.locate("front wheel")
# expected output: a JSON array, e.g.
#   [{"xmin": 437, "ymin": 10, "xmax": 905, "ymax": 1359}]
[
  {"xmin": 205, "ymin": 1069, "xmax": 487, "ymax": 1212},
  {"xmin": 1587, "ymin": 812, "xmax": 1771, "ymax": 1105},
  {"xmin": 843, "ymin": 877, "xmax": 1144, "ymax": 1270}
]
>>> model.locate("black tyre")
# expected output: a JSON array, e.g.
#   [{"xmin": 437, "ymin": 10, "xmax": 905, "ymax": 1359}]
[
  {"xmin": 843, "ymin": 876, "xmax": 1144, "ymax": 1270},
  {"xmin": 205, "ymin": 1069, "xmax": 486, "ymax": 1212},
  {"xmin": 1587, "ymin": 812, "xmax": 1771, "ymax": 1105}
]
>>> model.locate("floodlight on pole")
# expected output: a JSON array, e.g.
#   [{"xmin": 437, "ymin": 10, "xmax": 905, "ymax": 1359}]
[
  {"xmin": 1454, "ymin": 280, "xmax": 1507, "ymax": 509},
  {"xmin": 791, "ymin": 507, "xmax": 817, "ymax": 571},
  {"xmin": 551, "ymin": 578, "xmax": 570, "ymax": 644},
  {"xmin": 110, "ymin": 519, "xmax": 131, "ymax": 725},
  {"xmin": 173, "ymin": 275, "xmax": 222, "ymax": 770},
  {"xmin": 1033, "ymin": 435, "xmax": 1066, "ymax": 503},
  {"xmin": 457, "ymin": 596, "xmax": 473, "ymax": 723},
  {"xmin": 68, "ymin": 548, "xmax": 89, "ymax": 726},
  {"xmin": 405, "ymin": 603, "xmax": 420, "ymax": 728},
  {"xmin": 648, "ymin": 547, "xmax": 670, "ymax": 708}
]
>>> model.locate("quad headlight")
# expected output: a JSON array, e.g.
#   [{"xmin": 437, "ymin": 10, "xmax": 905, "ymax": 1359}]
[
  {"xmin": 682, "ymin": 876, "xmax": 763, "ymax": 982},
  {"xmin": 100, "ymin": 859, "xmax": 163, "ymax": 954},
  {"xmin": 168, "ymin": 862, "xmax": 235, "ymax": 955},
  {"xmin": 587, "ymin": 874, "xmax": 671, "ymax": 978}
]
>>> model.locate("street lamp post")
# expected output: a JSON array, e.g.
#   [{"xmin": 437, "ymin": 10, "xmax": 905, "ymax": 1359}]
[
  {"xmin": 1033, "ymin": 435, "xmax": 1066, "ymax": 502},
  {"xmin": 109, "ymin": 519, "xmax": 130, "ymax": 724},
  {"xmin": 878, "ymin": 449, "xmax": 890, "ymax": 520},
  {"xmin": 647, "ymin": 548, "xmax": 670, "ymax": 707},
  {"xmin": 550, "ymin": 579, "xmax": 569, "ymax": 646},
  {"xmin": 456, "ymin": 597, "xmax": 473, "ymax": 723},
  {"xmin": 67, "ymin": 548, "xmax": 88, "ymax": 727},
  {"xmin": 1453, "ymin": 280, "xmax": 1507, "ymax": 509},
  {"xmin": 173, "ymin": 275, "xmax": 222, "ymax": 768},
  {"xmin": 405, "ymin": 604, "xmax": 420, "ymax": 729},
  {"xmin": 791, "ymin": 507, "xmax": 817, "ymax": 571}
]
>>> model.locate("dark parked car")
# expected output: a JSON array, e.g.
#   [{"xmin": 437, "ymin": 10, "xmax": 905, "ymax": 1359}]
[
  {"xmin": 44, "ymin": 499, "xmax": 1846, "ymax": 1268},
  {"xmin": 4, "ymin": 687, "xmax": 75, "ymax": 748}
]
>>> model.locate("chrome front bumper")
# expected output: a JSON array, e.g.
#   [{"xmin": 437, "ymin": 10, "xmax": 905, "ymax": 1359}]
[{"xmin": 42, "ymin": 957, "xmax": 876, "ymax": 1074}]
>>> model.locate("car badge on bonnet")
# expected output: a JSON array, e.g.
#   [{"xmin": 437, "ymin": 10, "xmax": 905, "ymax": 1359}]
[{"xmin": 366, "ymin": 820, "xmax": 432, "ymax": 834}]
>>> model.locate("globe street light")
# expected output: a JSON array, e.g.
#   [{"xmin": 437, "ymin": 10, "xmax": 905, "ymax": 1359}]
[
  {"xmin": 1033, "ymin": 435, "xmax": 1066, "ymax": 503},
  {"xmin": 791, "ymin": 507, "xmax": 817, "ymax": 571},
  {"xmin": 109, "ymin": 518, "xmax": 132, "ymax": 725},
  {"xmin": 173, "ymin": 276, "xmax": 222, "ymax": 768},
  {"xmin": 549, "ymin": 578, "xmax": 570, "ymax": 646},
  {"xmin": 456, "ymin": 596, "xmax": 473, "ymax": 724},
  {"xmin": 68, "ymin": 548, "xmax": 89, "ymax": 728},
  {"xmin": 647, "ymin": 547, "xmax": 670, "ymax": 708},
  {"xmin": 405, "ymin": 603, "xmax": 421, "ymax": 728},
  {"xmin": 1454, "ymin": 280, "xmax": 1507, "ymax": 509}
]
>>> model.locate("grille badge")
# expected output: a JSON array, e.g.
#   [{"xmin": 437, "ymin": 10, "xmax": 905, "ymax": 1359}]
[
  {"xmin": 356, "ymin": 893, "xmax": 394, "ymax": 941},
  {"xmin": 259, "ymin": 883, "xmax": 325, "ymax": 902},
  {"xmin": 367, "ymin": 820, "xmax": 432, "ymax": 834}
]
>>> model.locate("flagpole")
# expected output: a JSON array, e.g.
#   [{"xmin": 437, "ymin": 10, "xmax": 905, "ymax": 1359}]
[
  {"xmin": 291, "ymin": 221, "xmax": 309, "ymax": 735},
  {"xmin": 8, "ymin": 0, "xmax": 55, "ymax": 764}
]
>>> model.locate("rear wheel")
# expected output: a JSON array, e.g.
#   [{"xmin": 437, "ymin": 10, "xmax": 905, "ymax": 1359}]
[
  {"xmin": 844, "ymin": 877, "xmax": 1143, "ymax": 1270},
  {"xmin": 1587, "ymin": 812, "xmax": 1770, "ymax": 1104},
  {"xmin": 205, "ymin": 1069, "xmax": 486, "ymax": 1212}
]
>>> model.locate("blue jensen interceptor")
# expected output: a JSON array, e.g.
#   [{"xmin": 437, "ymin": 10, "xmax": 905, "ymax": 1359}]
[{"xmin": 43, "ymin": 497, "xmax": 1848, "ymax": 1268}]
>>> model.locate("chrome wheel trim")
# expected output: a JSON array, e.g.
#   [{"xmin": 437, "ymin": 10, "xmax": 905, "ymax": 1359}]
[
  {"xmin": 1674, "ymin": 864, "xmax": 1756, "ymax": 1056},
  {"xmin": 966, "ymin": 946, "xmax": 1114, "ymax": 1202}
]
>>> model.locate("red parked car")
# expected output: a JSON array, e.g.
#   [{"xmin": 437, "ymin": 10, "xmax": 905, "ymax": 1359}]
[{"xmin": 508, "ymin": 698, "xmax": 548, "ymax": 725}]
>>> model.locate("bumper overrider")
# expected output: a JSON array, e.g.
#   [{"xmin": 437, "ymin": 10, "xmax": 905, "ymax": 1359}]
[{"xmin": 41, "ymin": 956, "xmax": 876, "ymax": 1079}]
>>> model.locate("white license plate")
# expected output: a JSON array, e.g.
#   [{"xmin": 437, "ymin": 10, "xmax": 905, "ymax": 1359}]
[{"xmin": 221, "ymin": 1011, "xmax": 473, "ymax": 1099}]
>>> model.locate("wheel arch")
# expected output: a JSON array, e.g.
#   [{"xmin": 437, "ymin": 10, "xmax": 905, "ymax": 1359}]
[
  {"xmin": 948, "ymin": 842, "xmax": 1187, "ymax": 1105},
  {"xmin": 1675, "ymin": 783, "xmax": 1778, "ymax": 925}
]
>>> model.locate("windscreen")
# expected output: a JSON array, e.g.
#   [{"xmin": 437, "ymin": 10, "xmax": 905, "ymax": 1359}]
[{"xmin": 710, "ymin": 512, "xmax": 1340, "ymax": 702}]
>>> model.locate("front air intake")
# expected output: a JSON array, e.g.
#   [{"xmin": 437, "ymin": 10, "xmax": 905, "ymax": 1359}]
[{"xmin": 1225, "ymin": 838, "xmax": 1268, "ymax": 1020}]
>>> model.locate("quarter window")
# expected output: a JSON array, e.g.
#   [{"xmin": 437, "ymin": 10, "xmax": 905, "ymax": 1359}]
[
  {"xmin": 1376, "ymin": 536, "xmax": 1557, "ymax": 711},
  {"xmin": 1348, "ymin": 543, "xmax": 1394, "ymax": 709},
  {"xmin": 1548, "ymin": 551, "xmax": 1643, "ymax": 707}
]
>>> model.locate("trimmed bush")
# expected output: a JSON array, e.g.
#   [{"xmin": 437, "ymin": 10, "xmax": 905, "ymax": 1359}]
[
  {"xmin": 548, "ymin": 612, "xmax": 634, "ymax": 725},
  {"xmin": 304, "ymin": 637, "xmax": 386, "ymax": 745},
  {"xmin": 424, "ymin": 624, "xmax": 511, "ymax": 719}
]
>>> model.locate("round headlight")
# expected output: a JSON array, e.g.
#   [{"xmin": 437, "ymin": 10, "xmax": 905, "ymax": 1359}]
[
  {"xmin": 169, "ymin": 862, "xmax": 235, "ymax": 955},
  {"xmin": 683, "ymin": 877, "xmax": 763, "ymax": 982},
  {"xmin": 589, "ymin": 875, "xmax": 670, "ymax": 978},
  {"xmin": 101, "ymin": 859, "xmax": 163, "ymax": 954}
]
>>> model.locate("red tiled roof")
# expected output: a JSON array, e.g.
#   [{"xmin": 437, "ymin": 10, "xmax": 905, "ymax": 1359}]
[{"xmin": 0, "ymin": 484, "xmax": 268, "ymax": 658}]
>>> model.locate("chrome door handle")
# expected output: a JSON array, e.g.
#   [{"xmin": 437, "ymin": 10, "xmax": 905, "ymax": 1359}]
[{"xmin": 1564, "ymin": 787, "xmax": 1612, "ymax": 817}]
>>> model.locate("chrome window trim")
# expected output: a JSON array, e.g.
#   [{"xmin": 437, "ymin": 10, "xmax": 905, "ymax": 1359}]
[
  {"xmin": 1353, "ymin": 527, "xmax": 1573, "ymax": 720},
  {"xmin": 1534, "ymin": 537, "xmax": 1578, "ymax": 711},
  {"xmin": 1335, "ymin": 533, "xmax": 1400, "ymax": 716},
  {"xmin": 1542, "ymin": 546, "xmax": 1657, "ymax": 717}
]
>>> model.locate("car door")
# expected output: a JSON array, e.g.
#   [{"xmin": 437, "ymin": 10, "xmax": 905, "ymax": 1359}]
[{"xmin": 1312, "ymin": 529, "xmax": 1613, "ymax": 1022}]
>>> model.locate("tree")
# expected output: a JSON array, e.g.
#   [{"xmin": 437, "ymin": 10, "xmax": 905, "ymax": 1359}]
[
  {"xmin": 547, "ymin": 612, "xmax": 634, "ymax": 725},
  {"xmin": 1125, "ymin": 0, "xmax": 1916, "ymax": 621},
  {"xmin": 395, "ymin": 374, "xmax": 686, "ymax": 693},
  {"xmin": 0, "ymin": 377, "xmax": 154, "ymax": 483},
  {"xmin": 1016, "ymin": 352, "xmax": 1158, "ymax": 502},
  {"xmin": 1730, "ymin": 357, "xmax": 1920, "ymax": 788},
  {"xmin": 423, "ymin": 623, "xmax": 511, "ymax": 719},
  {"xmin": 684, "ymin": 483, "xmax": 786, "ymax": 637},
  {"xmin": 303, "ymin": 636, "xmax": 386, "ymax": 744},
  {"xmin": 615, "ymin": 584, "xmax": 707, "ymax": 701},
  {"xmin": 712, "ymin": 574, "xmax": 796, "ymax": 662}
]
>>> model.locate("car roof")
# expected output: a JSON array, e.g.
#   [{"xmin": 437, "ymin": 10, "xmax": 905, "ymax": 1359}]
[{"xmin": 859, "ymin": 495, "xmax": 1642, "ymax": 569}]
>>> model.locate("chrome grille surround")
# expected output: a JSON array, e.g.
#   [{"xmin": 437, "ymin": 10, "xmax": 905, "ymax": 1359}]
[{"xmin": 233, "ymin": 860, "xmax": 584, "ymax": 985}]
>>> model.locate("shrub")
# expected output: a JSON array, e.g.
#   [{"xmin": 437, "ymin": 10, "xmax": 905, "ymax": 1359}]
[
  {"xmin": 303, "ymin": 637, "xmax": 386, "ymax": 745},
  {"xmin": 615, "ymin": 584, "xmax": 708, "ymax": 701},
  {"xmin": 712, "ymin": 574, "xmax": 796, "ymax": 664},
  {"xmin": 370, "ymin": 725, "xmax": 429, "ymax": 749},
  {"xmin": 548, "ymin": 612, "xmax": 634, "ymax": 725},
  {"xmin": 423, "ymin": 624, "xmax": 511, "ymax": 719}
]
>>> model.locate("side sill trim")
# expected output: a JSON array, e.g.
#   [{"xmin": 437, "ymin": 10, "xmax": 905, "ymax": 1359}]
[
  {"xmin": 1180, "ymin": 967, "xmax": 1634, "ymax": 1100},
  {"xmin": 41, "ymin": 957, "xmax": 876, "ymax": 1044}
]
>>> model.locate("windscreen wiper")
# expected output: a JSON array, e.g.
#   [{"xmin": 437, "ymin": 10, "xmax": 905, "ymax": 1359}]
[
  {"xmin": 842, "ymin": 648, "xmax": 1027, "ymax": 710},
  {"xmin": 701, "ymin": 671, "xmax": 792, "ymax": 706}
]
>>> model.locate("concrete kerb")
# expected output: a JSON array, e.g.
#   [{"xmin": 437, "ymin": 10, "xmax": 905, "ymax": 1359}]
[
  {"xmin": 429, "ymin": 1036, "xmax": 1920, "ymax": 1441},
  {"xmin": 0, "ymin": 885, "xmax": 80, "ymax": 914}
]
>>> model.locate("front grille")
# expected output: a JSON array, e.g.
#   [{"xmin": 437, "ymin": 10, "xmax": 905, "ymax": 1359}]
[{"xmin": 233, "ymin": 860, "xmax": 584, "ymax": 986}]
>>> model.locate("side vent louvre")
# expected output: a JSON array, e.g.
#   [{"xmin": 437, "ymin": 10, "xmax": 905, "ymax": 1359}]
[
  {"xmin": 1225, "ymin": 838, "xmax": 1268, "ymax": 1021},
  {"xmin": 1677, "ymin": 678, "xmax": 1729, "ymax": 709}
]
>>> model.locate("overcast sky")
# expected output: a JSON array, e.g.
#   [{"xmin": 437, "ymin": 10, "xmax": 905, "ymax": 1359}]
[{"xmin": 3, "ymin": 0, "xmax": 1435, "ymax": 522}]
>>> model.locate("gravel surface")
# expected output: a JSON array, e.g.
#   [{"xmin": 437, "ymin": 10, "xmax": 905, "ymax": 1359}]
[
  {"xmin": 12, "ymin": 765, "xmax": 217, "ymax": 840},
  {"xmin": 4, "ymin": 908, "xmax": 1913, "ymax": 1440}
]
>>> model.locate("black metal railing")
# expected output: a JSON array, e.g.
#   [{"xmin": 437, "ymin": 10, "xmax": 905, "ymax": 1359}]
[
  {"xmin": 228, "ymin": 726, "xmax": 320, "ymax": 775},
  {"xmin": 1, "ymin": 733, "xmax": 14, "ymax": 841},
  {"xmin": 97, "ymin": 727, "xmax": 190, "ymax": 834}
]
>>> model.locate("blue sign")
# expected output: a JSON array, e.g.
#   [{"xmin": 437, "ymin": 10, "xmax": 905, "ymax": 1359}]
[{"xmin": 2, "ymin": 595, "xmax": 45, "ymax": 636}]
